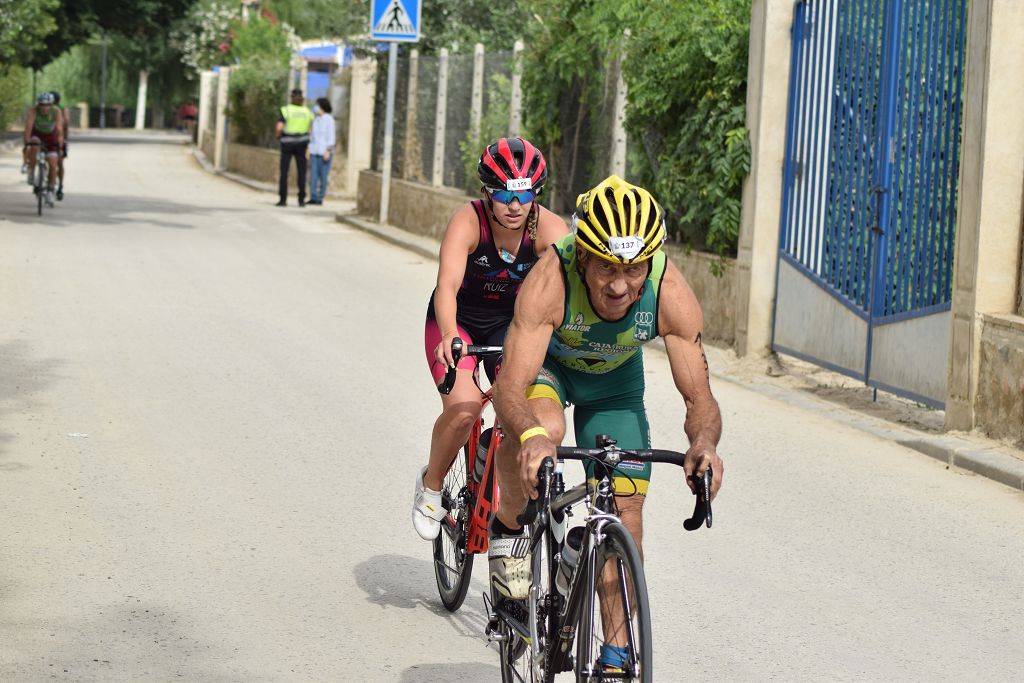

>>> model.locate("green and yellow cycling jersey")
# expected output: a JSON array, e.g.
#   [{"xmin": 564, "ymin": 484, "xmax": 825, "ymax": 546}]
[{"xmin": 547, "ymin": 233, "xmax": 666, "ymax": 374}]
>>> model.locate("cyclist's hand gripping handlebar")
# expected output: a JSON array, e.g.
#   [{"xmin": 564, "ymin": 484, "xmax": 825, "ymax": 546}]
[
  {"xmin": 683, "ymin": 466, "xmax": 713, "ymax": 531},
  {"xmin": 517, "ymin": 457, "xmax": 554, "ymax": 527},
  {"xmin": 437, "ymin": 337, "xmax": 464, "ymax": 395}
]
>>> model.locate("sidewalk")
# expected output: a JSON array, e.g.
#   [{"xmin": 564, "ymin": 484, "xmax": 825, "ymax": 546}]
[
  {"xmin": 334, "ymin": 210, "xmax": 1024, "ymax": 493},
  {"xmin": 192, "ymin": 147, "xmax": 350, "ymax": 202}
]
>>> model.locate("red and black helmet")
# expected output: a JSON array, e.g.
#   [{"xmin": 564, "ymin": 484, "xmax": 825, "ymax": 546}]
[{"xmin": 477, "ymin": 137, "xmax": 548, "ymax": 194}]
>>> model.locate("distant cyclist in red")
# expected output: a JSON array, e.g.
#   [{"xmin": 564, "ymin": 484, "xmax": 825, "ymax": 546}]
[
  {"xmin": 22, "ymin": 92, "xmax": 64, "ymax": 207},
  {"xmin": 411, "ymin": 138, "xmax": 569, "ymax": 540}
]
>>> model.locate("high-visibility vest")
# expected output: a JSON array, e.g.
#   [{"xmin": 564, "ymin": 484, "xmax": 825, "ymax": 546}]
[{"xmin": 280, "ymin": 104, "xmax": 314, "ymax": 135}]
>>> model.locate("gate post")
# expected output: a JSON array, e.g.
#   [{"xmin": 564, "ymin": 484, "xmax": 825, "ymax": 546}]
[
  {"xmin": 946, "ymin": 0, "xmax": 1024, "ymax": 431},
  {"xmin": 735, "ymin": 0, "xmax": 794, "ymax": 356},
  {"xmin": 865, "ymin": 0, "xmax": 906, "ymax": 382}
]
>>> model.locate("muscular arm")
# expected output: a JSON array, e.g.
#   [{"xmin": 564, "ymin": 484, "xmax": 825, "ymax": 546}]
[
  {"xmin": 24, "ymin": 109, "xmax": 35, "ymax": 143},
  {"xmin": 55, "ymin": 109, "xmax": 64, "ymax": 145},
  {"xmin": 493, "ymin": 248, "xmax": 564, "ymax": 440},
  {"xmin": 432, "ymin": 203, "xmax": 478, "ymax": 365},
  {"xmin": 658, "ymin": 261, "xmax": 724, "ymax": 497}
]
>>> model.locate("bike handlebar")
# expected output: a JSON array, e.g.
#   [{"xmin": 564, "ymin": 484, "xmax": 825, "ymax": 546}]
[
  {"xmin": 518, "ymin": 439, "xmax": 714, "ymax": 531},
  {"xmin": 436, "ymin": 337, "xmax": 504, "ymax": 395}
]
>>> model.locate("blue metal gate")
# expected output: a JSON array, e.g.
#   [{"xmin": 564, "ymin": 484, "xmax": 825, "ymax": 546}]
[{"xmin": 773, "ymin": 0, "xmax": 968, "ymax": 407}]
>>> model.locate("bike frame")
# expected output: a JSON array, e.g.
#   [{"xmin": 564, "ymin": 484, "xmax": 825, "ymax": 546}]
[{"xmin": 463, "ymin": 391, "xmax": 502, "ymax": 555}]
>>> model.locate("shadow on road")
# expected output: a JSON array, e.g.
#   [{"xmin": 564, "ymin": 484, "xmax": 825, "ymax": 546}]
[
  {"xmin": 0, "ymin": 189, "xmax": 240, "ymax": 230},
  {"xmin": 0, "ymin": 339, "xmax": 63, "ymax": 467},
  {"xmin": 354, "ymin": 554, "xmax": 490, "ymax": 639},
  {"xmin": 399, "ymin": 661, "xmax": 501, "ymax": 682},
  {"xmin": 0, "ymin": 603, "xmax": 243, "ymax": 679}
]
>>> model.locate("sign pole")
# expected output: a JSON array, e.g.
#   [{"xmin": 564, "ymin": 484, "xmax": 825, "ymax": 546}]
[{"xmin": 379, "ymin": 42, "xmax": 398, "ymax": 224}]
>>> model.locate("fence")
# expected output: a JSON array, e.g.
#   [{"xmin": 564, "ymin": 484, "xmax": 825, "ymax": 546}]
[{"xmin": 369, "ymin": 42, "xmax": 628, "ymax": 207}]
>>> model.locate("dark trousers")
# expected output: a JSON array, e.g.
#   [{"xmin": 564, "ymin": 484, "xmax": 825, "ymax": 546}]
[{"xmin": 279, "ymin": 140, "xmax": 308, "ymax": 203}]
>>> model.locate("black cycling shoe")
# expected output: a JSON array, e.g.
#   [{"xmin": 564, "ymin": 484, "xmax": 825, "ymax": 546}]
[{"xmin": 56, "ymin": 188, "xmax": 64, "ymax": 201}]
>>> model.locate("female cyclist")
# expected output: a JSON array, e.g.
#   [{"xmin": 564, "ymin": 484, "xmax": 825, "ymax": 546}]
[{"xmin": 412, "ymin": 137, "xmax": 569, "ymax": 540}]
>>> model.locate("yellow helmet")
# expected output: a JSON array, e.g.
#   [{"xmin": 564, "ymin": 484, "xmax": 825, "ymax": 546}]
[{"xmin": 572, "ymin": 175, "xmax": 667, "ymax": 264}]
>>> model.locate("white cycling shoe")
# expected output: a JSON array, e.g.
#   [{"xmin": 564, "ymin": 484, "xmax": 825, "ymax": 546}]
[
  {"xmin": 412, "ymin": 466, "xmax": 446, "ymax": 540},
  {"xmin": 489, "ymin": 531, "xmax": 532, "ymax": 600}
]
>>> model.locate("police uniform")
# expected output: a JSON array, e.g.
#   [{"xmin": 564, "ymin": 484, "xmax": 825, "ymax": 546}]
[{"xmin": 278, "ymin": 100, "xmax": 315, "ymax": 205}]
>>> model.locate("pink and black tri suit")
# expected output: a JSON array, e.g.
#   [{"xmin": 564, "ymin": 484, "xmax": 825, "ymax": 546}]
[{"xmin": 425, "ymin": 199, "xmax": 539, "ymax": 383}]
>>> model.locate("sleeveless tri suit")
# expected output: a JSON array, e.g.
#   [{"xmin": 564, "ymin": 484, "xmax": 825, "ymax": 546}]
[
  {"xmin": 425, "ymin": 200, "xmax": 539, "ymax": 383},
  {"xmin": 525, "ymin": 233, "xmax": 668, "ymax": 494}
]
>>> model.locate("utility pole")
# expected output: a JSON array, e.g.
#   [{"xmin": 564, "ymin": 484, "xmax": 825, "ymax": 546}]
[{"xmin": 100, "ymin": 32, "xmax": 108, "ymax": 129}]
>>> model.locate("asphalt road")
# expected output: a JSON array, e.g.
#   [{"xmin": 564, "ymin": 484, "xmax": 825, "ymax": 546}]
[{"xmin": 1, "ymin": 132, "xmax": 1021, "ymax": 681}]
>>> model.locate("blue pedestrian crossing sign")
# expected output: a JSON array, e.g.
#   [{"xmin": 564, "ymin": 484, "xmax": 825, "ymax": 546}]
[{"xmin": 371, "ymin": 0, "xmax": 420, "ymax": 42}]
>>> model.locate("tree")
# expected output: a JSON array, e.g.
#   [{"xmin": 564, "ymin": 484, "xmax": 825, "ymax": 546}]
[{"xmin": 0, "ymin": 0, "xmax": 59, "ymax": 66}]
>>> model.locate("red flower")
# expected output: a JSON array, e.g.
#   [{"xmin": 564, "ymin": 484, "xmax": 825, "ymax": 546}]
[{"xmin": 218, "ymin": 41, "xmax": 230, "ymax": 52}]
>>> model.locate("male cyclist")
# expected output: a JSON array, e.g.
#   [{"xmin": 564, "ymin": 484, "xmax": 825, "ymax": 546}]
[
  {"xmin": 22, "ymin": 92, "xmax": 64, "ymax": 207},
  {"xmin": 491, "ymin": 176, "xmax": 724, "ymax": 670}
]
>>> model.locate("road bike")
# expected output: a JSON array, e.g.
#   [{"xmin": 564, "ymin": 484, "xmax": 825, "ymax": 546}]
[
  {"xmin": 432, "ymin": 337, "xmax": 505, "ymax": 611},
  {"xmin": 487, "ymin": 436, "xmax": 713, "ymax": 682},
  {"xmin": 25, "ymin": 140, "xmax": 52, "ymax": 216}
]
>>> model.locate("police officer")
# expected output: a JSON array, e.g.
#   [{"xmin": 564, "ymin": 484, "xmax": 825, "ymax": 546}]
[{"xmin": 275, "ymin": 88, "xmax": 315, "ymax": 207}]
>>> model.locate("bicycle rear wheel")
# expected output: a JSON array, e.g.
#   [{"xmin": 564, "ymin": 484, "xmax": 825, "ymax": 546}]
[
  {"xmin": 432, "ymin": 442, "xmax": 474, "ymax": 611},
  {"xmin": 575, "ymin": 522, "xmax": 652, "ymax": 682}
]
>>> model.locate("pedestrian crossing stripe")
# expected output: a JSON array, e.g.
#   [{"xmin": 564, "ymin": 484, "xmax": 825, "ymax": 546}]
[{"xmin": 374, "ymin": 0, "xmax": 415, "ymax": 34}]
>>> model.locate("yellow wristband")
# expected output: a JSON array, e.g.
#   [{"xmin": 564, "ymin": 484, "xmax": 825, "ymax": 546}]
[{"xmin": 519, "ymin": 426, "xmax": 549, "ymax": 444}]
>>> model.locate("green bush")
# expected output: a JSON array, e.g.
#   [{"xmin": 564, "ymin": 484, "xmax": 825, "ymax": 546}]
[
  {"xmin": 519, "ymin": 0, "xmax": 750, "ymax": 261},
  {"xmin": 224, "ymin": 15, "xmax": 296, "ymax": 147},
  {"xmin": 623, "ymin": 0, "xmax": 750, "ymax": 259},
  {"xmin": 0, "ymin": 66, "xmax": 29, "ymax": 131},
  {"xmin": 226, "ymin": 57, "xmax": 288, "ymax": 147}
]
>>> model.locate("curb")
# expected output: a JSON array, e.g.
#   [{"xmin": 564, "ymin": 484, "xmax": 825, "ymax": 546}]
[{"xmin": 336, "ymin": 211, "xmax": 1024, "ymax": 493}]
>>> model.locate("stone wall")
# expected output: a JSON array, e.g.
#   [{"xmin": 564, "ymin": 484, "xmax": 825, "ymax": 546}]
[
  {"xmin": 663, "ymin": 244, "xmax": 736, "ymax": 344},
  {"xmin": 226, "ymin": 142, "xmax": 350, "ymax": 195},
  {"xmin": 976, "ymin": 314, "xmax": 1024, "ymax": 446},
  {"xmin": 357, "ymin": 170, "xmax": 737, "ymax": 343}
]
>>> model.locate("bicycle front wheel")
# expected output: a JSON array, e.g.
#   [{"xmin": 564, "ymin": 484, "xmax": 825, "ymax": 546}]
[
  {"xmin": 576, "ymin": 522, "xmax": 652, "ymax": 682},
  {"xmin": 36, "ymin": 168, "xmax": 44, "ymax": 216},
  {"xmin": 432, "ymin": 443, "xmax": 474, "ymax": 611}
]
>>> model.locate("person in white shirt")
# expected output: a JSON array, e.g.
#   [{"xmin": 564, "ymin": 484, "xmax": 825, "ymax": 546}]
[{"xmin": 307, "ymin": 97, "xmax": 336, "ymax": 205}]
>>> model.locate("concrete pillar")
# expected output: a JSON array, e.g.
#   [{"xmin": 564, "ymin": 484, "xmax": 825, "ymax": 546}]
[
  {"xmin": 470, "ymin": 43, "xmax": 485, "ymax": 144},
  {"xmin": 432, "ymin": 48, "xmax": 449, "ymax": 188},
  {"xmin": 403, "ymin": 49, "xmax": 421, "ymax": 180},
  {"xmin": 197, "ymin": 71, "xmax": 213, "ymax": 149},
  {"xmin": 286, "ymin": 67, "xmax": 297, "ymax": 100},
  {"xmin": 509, "ymin": 40, "xmax": 524, "ymax": 136},
  {"xmin": 134, "ymin": 69, "xmax": 148, "ymax": 130},
  {"xmin": 346, "ymin": 57, "xmax": 378, "ymax": 198},
  {"xmin": 300, "ymin": 63, "xmax": 309, "ymax": 98},
  {"xmin": 609, "ymin": 30, "xmax": 630, "ymax": 178},
  {"xmin": 734, "ymin": 0, "xmax": 793, "ymax": 357},
  {"xmin": 76, "ymin": 102, "xmax": 89, "ymax": 129},
  {"xmin": 945, "ymin": 0, "xmax": 1024, "ymax": 430},
  {"xmin": 214, "ymin": 67, "xmax": 231, "ymax": 171}
]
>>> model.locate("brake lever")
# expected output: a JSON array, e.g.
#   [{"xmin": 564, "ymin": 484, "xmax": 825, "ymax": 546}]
[
  {"xmin": 517, "ymin": 458, "xmax": 553, "ymax": 527},
  {"xmin": 683, "ymin": 466, "xmax": 713, "ymax": 531},
  {"xmin": 437, "ymin": 337, "xmax": 464, "ymax": 395}
]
